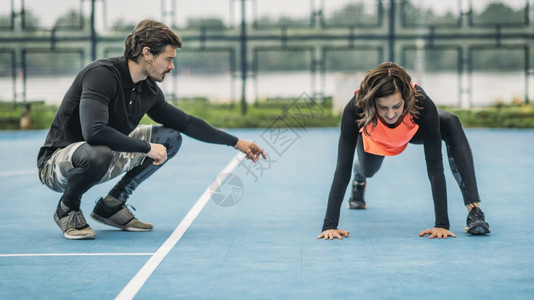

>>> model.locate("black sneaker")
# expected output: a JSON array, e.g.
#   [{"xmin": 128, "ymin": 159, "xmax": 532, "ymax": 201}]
[
  {"xmin": 465, "ymin": 206, "xmax": 490, "ymax": 235},
  {"xmin": 90, "ymin": 198, "xmax": 153, "ymax": 232},
  {"xmin": 348, "ymin": 180, "xmax": 367, "ymax": 209}
]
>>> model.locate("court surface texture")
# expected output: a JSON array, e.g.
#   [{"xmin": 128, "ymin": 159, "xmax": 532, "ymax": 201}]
[{"xmin": 1, "ymin": 128, "xmax": 533, "ymax": 299}]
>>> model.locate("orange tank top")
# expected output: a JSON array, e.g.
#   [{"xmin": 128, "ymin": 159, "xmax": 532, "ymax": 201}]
[
  {"xmin": 355, "ymin": 83, "xmax": 419, "ymax": 156},
  {"xmin": 359, "ymin": 114, "xmax": 419, "ymax": 156}
]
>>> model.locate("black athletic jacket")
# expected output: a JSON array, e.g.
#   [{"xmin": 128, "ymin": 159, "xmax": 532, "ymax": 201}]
[{"xmin": 38, "ymin": 56, "xmax": 238, "ymax": 168}]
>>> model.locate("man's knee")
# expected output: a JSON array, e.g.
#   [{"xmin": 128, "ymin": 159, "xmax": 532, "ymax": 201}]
[
  {"xmin": 168, "ymin": 130, "xmax": 182, "ymax": 156},
  {"xmin": 73, "ymin": 144, "xmax": 113, "ymax": 176},
  {"xmin": 152, "ymin": 126, "xmax": 182, "ymax": 158}
]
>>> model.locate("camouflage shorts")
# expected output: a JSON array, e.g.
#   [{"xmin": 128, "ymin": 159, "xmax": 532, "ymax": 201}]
[{"xmin": 39, "ymin": 125, "xmax": 153, "ymax": 192}]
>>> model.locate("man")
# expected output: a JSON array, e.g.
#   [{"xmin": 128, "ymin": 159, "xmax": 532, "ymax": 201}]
[{"xmin": 37, "ymin": 20, "xmax": 266, "ymax": 240}]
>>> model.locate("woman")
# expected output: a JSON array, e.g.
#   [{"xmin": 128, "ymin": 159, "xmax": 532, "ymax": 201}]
[{"xmin": 318, "ymin": 62, "xmax": 490, "ymax": 240}]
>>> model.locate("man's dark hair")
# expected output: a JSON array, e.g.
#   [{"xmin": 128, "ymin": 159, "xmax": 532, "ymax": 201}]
[{"xmin": 124, "ymin": 20, "xmax": 182, "ymax": 62}]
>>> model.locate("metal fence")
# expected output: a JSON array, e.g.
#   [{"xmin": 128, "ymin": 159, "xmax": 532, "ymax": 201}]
[{"xmin": 0, "ymin": 0, "xmax": 533, "ymax": 113}]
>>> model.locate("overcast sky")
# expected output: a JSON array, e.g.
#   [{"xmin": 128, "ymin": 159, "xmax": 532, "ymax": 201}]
[{"xmin": 2, "ymin": 0, "xmax": 530, "ymax": 30}]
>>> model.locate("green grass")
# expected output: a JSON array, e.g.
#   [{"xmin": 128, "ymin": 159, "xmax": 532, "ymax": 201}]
[
  {"xmin": 2, "ymin": 99, "xmax": 534, "ymax": 130},
  {"xmin": 443, "ymin": 104, "xmax": 534, "ymax": 128},
  {"xmin": 0, "ymin": 102, "xmax": 58, "ymax": 130},
  {"xmin": 139, "ymin": 97, "xmax": 341, "ymax": 128}
]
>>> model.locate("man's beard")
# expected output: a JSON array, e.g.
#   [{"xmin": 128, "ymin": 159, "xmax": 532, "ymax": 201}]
[{"xmin": 145, "ymin": 63, "xmax": 168, "ymax": 82}]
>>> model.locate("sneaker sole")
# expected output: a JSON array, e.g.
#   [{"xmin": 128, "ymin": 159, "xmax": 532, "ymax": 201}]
[
  {"xmin": 63, "ymin": 232, "xmax": 96, "ymax": 240},
  {"xmin": 90, "ymin": 212, "xmax": 152, "ymax": 232},
  {"xmin": 53, "ymin": 213, "xmax": 96, "ymax": 240},
  {"xmin": 465, "ymin": 221, "xmax": 490, "ymax": 235},
  {"xmin": 348, "ymin": 202, "xmax": 367, "ymax": 209}
]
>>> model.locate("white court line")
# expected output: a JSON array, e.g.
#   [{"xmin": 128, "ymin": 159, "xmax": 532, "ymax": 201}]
[
  {"xmin": 0, "ymin": 169, "xmax": 35, "ymax": 176},
  {"xmin": 115, "ymin": 153, "xmax": 245, "ymax": 300},
  {"xmin": 0, "ymin": 253, "xmax": 154, "ymax": 257}
]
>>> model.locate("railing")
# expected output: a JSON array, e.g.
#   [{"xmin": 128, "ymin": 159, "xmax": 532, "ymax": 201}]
[{"xmin": 0, "ymin": 0, "xmax": 532, "ymax": 115}]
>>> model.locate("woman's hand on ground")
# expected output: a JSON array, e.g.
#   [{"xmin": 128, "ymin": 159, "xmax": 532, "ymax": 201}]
[
  {"xmin": 419, "ymin": 227, "xmax": 456, "ymax": 239},
  {"xmin": 317, "ymin": 229, "xmax": 349, "ymax": 240}
]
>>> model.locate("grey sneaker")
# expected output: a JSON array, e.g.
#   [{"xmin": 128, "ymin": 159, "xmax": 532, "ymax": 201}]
[
  {"xmin": 90, "ymin": 198, "xmax": 153, "ymax": 232},
  {"xmin": 53, "ymin": 208, "xmax": 96, "ymax": 240}
]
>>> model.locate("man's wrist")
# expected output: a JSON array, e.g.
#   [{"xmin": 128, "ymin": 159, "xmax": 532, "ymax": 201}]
[{"xmin": 233, "ymin": 139, "xmax": 240, "ymax": 149}]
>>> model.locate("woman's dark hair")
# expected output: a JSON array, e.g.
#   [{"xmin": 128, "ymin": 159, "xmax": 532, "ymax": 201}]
[
  {"xmin": 356, "ymin": 62, "xmax": 422, "ymax": 135},
  {"xmin": 124, "ymin": 20, "xmax": 182, "ymax": 62}
]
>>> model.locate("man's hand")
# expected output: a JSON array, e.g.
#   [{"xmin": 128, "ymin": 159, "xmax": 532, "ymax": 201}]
[
  {"xmin": 234, "ymin": 139, "xmax": 267, "ymax": 162},
  {"xmin": 419, "ymin": 227, "xmax": 456, "ymax": 239},
  {"xmin": 317, "ymin": 229, "xmax": 350, "ymax": 240},
  {"xmin": 147, "ymin": 143, "xmax": 167, "ymax": 165}
]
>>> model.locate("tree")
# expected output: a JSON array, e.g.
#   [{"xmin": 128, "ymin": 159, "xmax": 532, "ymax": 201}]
[
  {"xmin": 186, "ymin": 18, "xmax": 225, "ymax": 29},
  {"xmin": 476, "ymin": 2, "xmax": 525, "ymax": 25},
  {"xmin": 326, "ymin": 3, "xmax": 376, "ymax": 26},
  {"xmin": 0, "ymin": 13, "xmax": 12, "ymax": 28},
  {"xmin": 22, "ymin": 9, "xmax": 40, "ymax": 30},
  {"xmin": 54, "ymin": 9, "xmax": 85, "ymax": 29},
  {"xmin": 401, "ymin": 1, "xmax": 456, "ymax": 26},
  {"xmin": 110, "ymin": 19, "xmax": 136, "ymax": 32}
]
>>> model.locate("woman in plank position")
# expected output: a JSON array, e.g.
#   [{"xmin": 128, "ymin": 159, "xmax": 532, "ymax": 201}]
[{"xmin": 318, "ymin": 62, "xmax": 490, "ymax": 240}]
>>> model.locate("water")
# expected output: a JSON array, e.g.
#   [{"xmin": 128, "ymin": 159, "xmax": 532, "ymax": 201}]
[{"xmin": 0, "ymin": 71, "xmax": 530, "ymax": 109}]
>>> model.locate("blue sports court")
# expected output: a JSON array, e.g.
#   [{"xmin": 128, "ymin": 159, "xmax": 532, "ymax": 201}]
[{"xmin": 1, "ymin": 127, "xmax": 533, "ymax": 299}]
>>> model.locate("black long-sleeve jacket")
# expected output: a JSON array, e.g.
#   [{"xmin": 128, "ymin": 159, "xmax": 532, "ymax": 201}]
[{"xmin": 38, "ymin": 56, "xmax": 237, "ymax": 168}]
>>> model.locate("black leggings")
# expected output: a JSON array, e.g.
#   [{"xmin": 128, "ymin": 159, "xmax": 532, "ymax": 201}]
[
  {"xmin": 353, "ymin": 110, "xmax": 480, "ymax": 205},
  {"xmin": 61, "ymin": 126, "xmax": 182, "ymax": 210}
]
